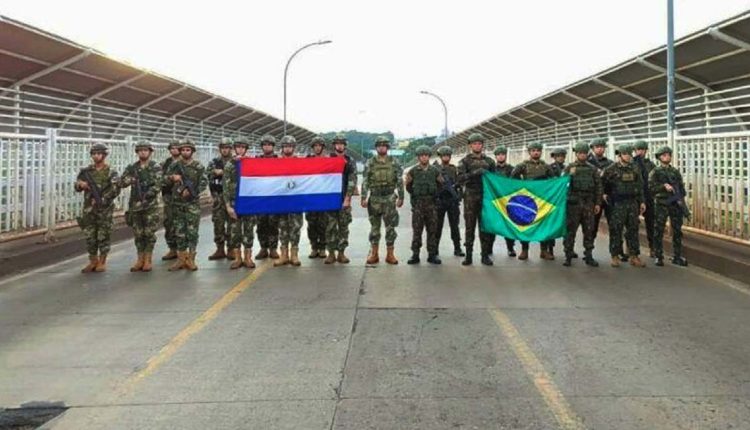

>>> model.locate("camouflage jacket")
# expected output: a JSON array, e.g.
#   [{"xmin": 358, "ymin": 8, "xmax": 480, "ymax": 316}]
[
  {"xmin": 511, "ymin": 159, "xmax": 554, "ymax": 180},
  {"xmin": 549, "ymin": 161, "xmax": 566, "ymax": 177},
  {"xmin": 457, "ymin": 153, "xmax": 495, "ymax": 193},
  {"xmin": 207, "ymin": 155, "xmax": 234, "ymax": 198},
  {"xmin": 120, "ymin": 160, "xmax": 162, "ymax": 211},
  {"xmin": 602, "ymin": 161, "xmax": 644, "ymax": 205},
  {"xmin": 362, "ymin": 155, "xmax": 404, "ymax": 200},
  {"xmin": 587, "ymin": 154, "xmax": 614, "ymax": 172},
  {"xmin": 75, "ymin": 164, "xmax": 121, "ymax": 214},
  {"xmin": 563, "ymin": 160, "xmax": 603, "ymax": 205},
  {"xmin": 160, "ymin": 156, "xmax": 180, "ymax": 198},
  {"xmin": 634, "ymin": 155, "xmax": 657, "ymax": 200},
  {"xmin": 437, "ymin": 162, "xmax": 462, "ymax": 203},
  {"xmin": 648, "ymin": 164, "xmax": 685, "ymax": 205},
  {"xmin": 165, "ymin": 158, "xmax": 208, "ymax": 206},
  {"xmin": 493, "ymin": 162, "xmax": 514, "ymax": 178},
  {"xmin": 331, "ymin": 153, "xmax": 358, "ymax": 198},
  {"xmin": 222, "ymin": 157, "xmax": 242, "ymax": 208}
]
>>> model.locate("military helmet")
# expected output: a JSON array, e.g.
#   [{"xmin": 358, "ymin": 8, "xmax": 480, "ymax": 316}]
[
  {"xmin": 493, "ymin": 145, "xmax": 508, "ymax": 155},
  {"xmin": 573, "ymin": 142, "xmax": 590, "ymax": 153},
  {"xmin": 375, "ymin": 136, "xmax": 391, "ymax": 147},
  {"xmin": 260, "ymin": 134, "xmax": 277, "ymax": 146},
  {"xmin": 89, "ymin": 143, "xmax": 109, "ymax": 155},
  {"xmin": 615, "ymin": 144, "xmax": 633, "ymax": 155},
  {"xmin": 310, "ymin": 136, "xmax": 326, "ymax": 147},
  {"xmin": 589, "ymin": 137, "xmax": 608, "ymax": 148},
  {"xmin": 219, "ymin": 137, "xmax": 233, "ymax": 148},
  {"xmin": 526, "ymin": 142, "xmax": 543, "ymax": 151},
  {"xmin": 168, "ymin": 139, "xmax": 181, "ymax": 149},
  {"xmin": 134, "ymin": 140, "xmax": 153, "ymax": 152},
  {"xmin": 550, "ymin": 147, "xmax": 567, "ymax": 157},
  {"xmin": 436, "ymin": 145, "xmax": 453, "ymax": 156},
  {"xmin": 654, "ymin": 146, "xmax": 673, "ymax": 157},
  {"xmin": 634, "ymin": 140, "xmax": 649, "ymax": 150},
  {"xmin": 233, "ymin": 137, "xmax": 249, "ymax": 148},
  {"xmin": 332, "ymin": 133, "xmax": 348, "ymax": 144},
  {"xmin": 180, "ymin": 139, "xmax": 196, "ymax": 151},
  {"xmin": 280, "ymin": 135, "xmax": 297, "ymax": 147},
  {"xmin": 467, "ymin": 132, "xmax": 485, "ymax": 144},
  {"xmin": 415, "ymin": 145, "xmax": 432, "ymax": 156}
]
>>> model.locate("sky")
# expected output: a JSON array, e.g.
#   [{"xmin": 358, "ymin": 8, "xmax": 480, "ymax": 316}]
[{"xmin": 2, "ymin": 0, "xmax": 749, "ymax": 138}]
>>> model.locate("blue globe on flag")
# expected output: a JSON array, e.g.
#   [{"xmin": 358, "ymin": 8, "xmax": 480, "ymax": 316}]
[{"xmin": 506, "ymin": 195, "xmax": 538, "ymax": 226}]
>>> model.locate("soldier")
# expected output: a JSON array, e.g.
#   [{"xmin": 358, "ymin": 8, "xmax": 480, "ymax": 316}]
[
  {"xmin": 649, "ymin": 146, "xmax": 688, "ymax": 267},
  {"xmin": 457, "ymin": 132, "xmax": 495, "ymax": 266},
  {"xmin": 587, "ymin": 138, "xmax": 618, "ymax": 256},
  {"xmin": 633, "ymin": 140, "xmax": 657, "ymax": 257},
  {"xmin": 511, "ymin": 142, "xmax": 555, "ymax": 261},
  {"xmin": 206, "ymin": 137, "xmax": 234, "ymax": 261},
  {"xmin": 325, "ymin": 133, "xmax": 357, "ymax": 264},
  {"xmin": 305, "ymin": 136, "xmax": 329, "ymax": 259},
  {"xmin": 160, "ymin": 140, "xmax": 181, "ymax": 260},
  {"xmin": 562, "ymin": 143, "xmax": 603, "ymax": 267},
  {"xmin": 255, "ymin": 135, "xmax": 280, "ymax": 261},
  {"xmin": 223, "ymin": 138, "xmax": 257, "ymax": 270},
  {"xmin": 119, "ymin": 141, "xmax": 162, "ymax": 272},
  {"xmin": 74, "ymin": 143, "xmax": 121, "ymax": 273},
  {"xmin": 434, "ymin": 146, "xmax": 464, "ymax": 257},
  {"xmin": 405, "ymin": 145, "xmax": 443, "ymax": 265},
  {"xmin": 602, "ymin": 144, "xmax": 646, "ymax": 268},
  {"xmin": 165, "ymin": 139, "xmax": 208, "ymax": 271},
  {"xmin": 492, "ymin": 145, "xmax": 516, "ymax": 257},
  {"xmin": 543, "ymin": 147, "xmax": 567, "ymax": 259},
  {"xmin": 274, "ymin": 135, "xmax": 304, "ymax": 267},
  {"xmin": 361, "ymin": 136, "xmax": 404, "ymax": 265}
]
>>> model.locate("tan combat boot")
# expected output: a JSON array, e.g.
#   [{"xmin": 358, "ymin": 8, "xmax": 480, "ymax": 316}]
[
  {"xmin": 290, "ymin": 247, "xmax": 301, "ymax": 266},
  {"xmin": 130, "ymin": 253, "xmax": 145, "ymax": 272},
  {"xmin": 366, "ymin": 245, "xmax": 380, "ymax": 264},
  {"xmin": 229, "ymin": 249, "xmax": 243, "ymax": 270},
  {"xmin": 274, "ymin": 246, "xmax": 289, "ymax": 267},
  {"xmin": 208, "ymin": 243, "xmax": 226, "ymax": 260},
  {"xmin": 185, "ymin": 252, "xmax": 198, "ymax": 271},
  {"xmin": 324, "ymin": 250, "xmax": 337, "ymax": 264},
  {"xmin": 610, "ymin": 257, "xmax": 621, "ymax": 267},
  {"xmin": 82, "ymin": 255, "xmax": 98, "ymax": 273},
  {"xmin": 255, "ymin": 248, "xmax": 269, "ymax": 260},
  {"xmin": 226, "ymin": 248, "xmax": 235, "ymax": 260},
  {"xmin": 385, "ymin": 246, "xmax": 399, "ymax": 265},
  {"xmin": 243, "ymin": 249, "xmax": 256, "ymax": 269},
  {"xmin": 162, "ymin": 249, "xmax": 178, "ymax": 261},
  {"xmin": 94, "ymin": 254, "xmax": 108, "ymax": 272},
  {"xmin": 269, "ymin": 248, "xmax": 280, "ymax": 259},
  {"xmin": 518, "ymin": 249, "xmax": 529, "ymax": 261},
  {"xmin": 141, "ymin": 253, "xmax": 153, "ymax": 272},
  {"xmin": 337, "ymin": 250, "xmax": 350, "ymax": 264},
  {"xmin": 169, "ymin": 251, "xmax": 187, "ymax": 271},
  {"xmin": 630, "ymin": 256, "xmax": 646, "ymax": 268}
]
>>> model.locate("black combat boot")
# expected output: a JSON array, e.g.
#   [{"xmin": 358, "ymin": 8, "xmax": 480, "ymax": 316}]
[
  {"xmin": 671, "ymin": 256, "xmax": 688, "ymax": 267},
  {"xmin": 407, "ymin": 251, "xmax": 420, "ymax": 265},
  {"xmin": 583, "ymin": 251, "xmax": 599, "ymax": 267},
  {"xmin": 655, "ymin": 257, "xmax": 664, "ymax": 267},
  {"xmin": 454, "ymin": 243, "xmax": 465, "ymax": 257},
  {"xmin": 480, "ymin": 254, "xmax": 493, "ymax": 266},
  {"xmin": 427, "ymin": 254, "xmax": 442, "ymax": 265},
  {"xmin": 462, "ymin": 250, "xmax": 473, "ymax": 266},
  {"xmin": 619, "ymin": 253, "xmax": 629, "ymax": 262},
  {"xmin": 563, "ymin": 255, "xmax": 572, "ymax": 267},
  {"xmin": 572, "ymin": 252, "xmax": 579, "ymax": 259}
]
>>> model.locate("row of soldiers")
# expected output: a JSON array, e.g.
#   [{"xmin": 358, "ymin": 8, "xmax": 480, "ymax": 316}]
[{"xmin": 399, "ymin": 132, "xmax": 688, "ymax": 268}]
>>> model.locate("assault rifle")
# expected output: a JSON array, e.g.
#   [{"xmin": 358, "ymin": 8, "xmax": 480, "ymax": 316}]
[
  {"xmin": 665, "ymin": 181, "xmax": 691, "ymax": 220},
  {"xmin": 80, "ymin": 169, "xmax": 104, "ymax": 207},
  {"xmin": 209, "ymin": 159, "xmax": 224, "ymax": 195},
  {"xmin": 174, "ymin": 162, "xmax": 198, "ymax": 202}
]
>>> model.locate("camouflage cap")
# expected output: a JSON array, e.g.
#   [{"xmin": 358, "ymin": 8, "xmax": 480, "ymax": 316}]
[
  {"xmin": 634, "ymin": 140, "xmax": 649, "ymax": 150},
  {"xmin": 233, "ymin": 137, "xmax": 249, "ymax": 147},
  {"xmin": 280, "ymin": 135, "xmax": 297, "ymax": 146},
  {"xmin": 436, "ymin": 145, "xmax": 453, "ymax": 156},
  {"xmin": 134, "ymin": 140, "xmax": 153, "ymax": 152},
  {"xmin": 89, "ymin": 143, "xmax": 109, "ymax": 154},
  {"xmin": 415, "ymin": 145, "xmax": 432, "ymax": 156},
  {"xmin": 550, "ymin": 147, "xmax": 567, "ymax": 157},
  {"xmin": 589, "ymin": 137, "xmax": 608, "ymax": 148},
  {"xmin": 332, "ymin": 133, "xmax": 348, "ymax": 144},
  {"xmin": 219, "ymin": 137, "xmax": 233, "ymax": 148},
  {"xmin": 168, "ymin": 139, "xmax": 181, "ymax": 149},
  {"xmin": 654, "ymin": 146, "xmax": 673, "ymax": 157},
  {"xmin": 573, "ymin": 142, "xmax": 590, "ymax": 153},
  {"xmin": 467, "ymin": 132, "xmax": 485, "ymax": 144},
  {"xmin": 310, "ymin": 136, "xmax": 326, "ymax": 147},
  {"xmin": 260, "ymin": 134, "xmax": 277, "ymax": 146},
  {"xmin": 375, "ymin": 136, "xmax": 391, "ymax": 147},
  {"xmin": 180, "ymin": 139, "xmax": 196, "ymax": 151},
  {"xmin": 527, "ymin": 142, "xmax": 543, "ymax": 151},
  {"xmin": 493, "ymin": 145, "xmax": 508, "ymax": 155},
  {"xmin": 615, "ymin": 144, "xmax": 633, "ymax": 155}
]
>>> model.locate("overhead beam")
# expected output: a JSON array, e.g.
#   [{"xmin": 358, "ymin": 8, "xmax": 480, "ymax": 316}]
[
  {"xmin": 110, "ymin": 85, "xmax": 188, "ymax": 137},
  {"xmin": 11, "ymin": 50, "xmax": 92, "ymax": 88},
  {"xmin": 708, "ymin": 27, "xmax": 750, "ymax": 51}
]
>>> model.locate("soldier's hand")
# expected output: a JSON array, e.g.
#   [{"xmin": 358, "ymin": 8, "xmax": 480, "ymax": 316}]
[
  {"xmin": 77, "ymin": 180, "xmax": 89, "ymax": 190},
  {"xmin": 343, "ymin": 196, "xmax": 351, "ymax": 209},
  {"xmin": 213, "ymin": 169, "xmax": 223, "ymax": 176},
  {"xmin": 594, "ymin": 205, "xmax": 601, "ymax": 215},
  {"xmin": 664, "ymin": 183, "xmax": 675, "ymax": 193},
  {"xmin": 602, "ymin": 194, "xmax": 609, "ymax": 204},
  {"xmin": 172, "ymin": 174, "xmax": 182, "ymax": 183},
  {"xmin": 396, "ymin": 198, "xmax": 404, "ymax": 208},
  {"xmin": 640, "ymin": 203, "xmax": 646, "ymax": 214},
  {"xmin": 181, "ymin": 189, "xmax": 191, "ymax": 199},
  {"xmin": 227, "ymin": 207, "xmax": 238, "ymax": 220},
  {"xmin": 361, "ymin": 198, "xmax": 368, "ymax": 208}
]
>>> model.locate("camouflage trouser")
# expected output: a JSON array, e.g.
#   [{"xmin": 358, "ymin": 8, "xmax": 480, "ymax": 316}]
[
  {"xmin": 79, "ymin": 210, "xmax": 114, "ymax": 256},
  {"xmin": 411, "ymin": 198, "xmax": 439, "ymax": 254},
  {"xmin": 593, "ymin": 201, "xmax": 612, "ymax": 241},
  {"xmin": 326, "ymin": 207, "xmax": 352, "ymax": 252},
  {"xmin": 643, "ymin": 200, "xmax": 655, "ymax": 249},
  {"xmin": 162, "ymin": 196, "xmax": 177, "ymax": 250},
  {"xmin": 367, "ymin": 195, "xmax": 399, "ymax": 246},
  {"xmin": 436, "ymin": 201, "xmax": 461, "ymax": 249},
  {"xmin": 128, "ymin": 206, "xmax": 161, "ymax": 253},
  {"xmin": 174, "ymin": 203, "xmax": 201, "ymax": 252},
  {"xmin": 653, "ymin": 203, "xmax": 684, "ymax": 259},
  {"xmin": 278, "ymin": 213, "xmax": 303, "ymax": 247},
  {"xmin": 211, "ymin": 196, "xmax": 230, "ymax": 245},
  {"xmin": 305, "ymin": 212, "xmax": 327, "ymax": 250},
  {"xmin": 463, "ymin": 191, "xmax": 493, "ymax": 255},
  {"xmin": 256, "ymin": 215, "xmax": 279, "ymax": 249},
  {"xmin": 564, "ymin": 201, "xmax": 596, "ymax": 257},
  {"xmin": 608, "ymin": 200, "xmax": 640, "ymax": 257},
  {"xmin": 228, "ymin": 215, "xmax": 257, "ymax": 250}
]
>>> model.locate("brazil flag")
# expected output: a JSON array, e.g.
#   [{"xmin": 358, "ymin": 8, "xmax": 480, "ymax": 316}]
[{"xmin": 481, "ymin": 173, "xmax": 570, "ymax": 242}]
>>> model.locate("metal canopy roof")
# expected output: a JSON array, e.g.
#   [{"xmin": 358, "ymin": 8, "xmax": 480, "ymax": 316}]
[
  {"xmin": 447, "ymin": 10, "xmax": 750, "ymax": 146},
  {"xmin": 0, "ymin": 15, "xmax": 316, "ymax": 144}
]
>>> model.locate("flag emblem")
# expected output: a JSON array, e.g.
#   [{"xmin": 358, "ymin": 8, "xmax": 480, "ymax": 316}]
[{"xmin": 493, "ymin": 188, "xmax": 556, "ymax": 232}]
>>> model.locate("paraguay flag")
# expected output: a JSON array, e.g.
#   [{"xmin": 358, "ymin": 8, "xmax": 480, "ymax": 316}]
[
  {"xmin": 481, "ymin": 173, "xmax": 570, "ymax": 241},
  {"xmin": 235, "ymin": 157, "xmax": 346, "ymax": 215}
]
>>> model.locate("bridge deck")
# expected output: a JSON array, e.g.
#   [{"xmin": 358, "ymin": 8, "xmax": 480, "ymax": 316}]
[{"xmin": 2, "ymin": 205, "xmax": 750, "ymax": 429}]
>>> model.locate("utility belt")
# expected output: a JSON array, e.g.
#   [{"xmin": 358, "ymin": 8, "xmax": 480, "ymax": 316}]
[
  {"xmin": 610, "ymin": 193, "xmax": 637, "ymax": 204},
  {"xmin": 369, "ymin": 188, "xmax": 395, "ymax": 197}
]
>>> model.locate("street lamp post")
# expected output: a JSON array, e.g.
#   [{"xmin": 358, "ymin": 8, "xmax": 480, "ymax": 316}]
[
  {"xmin": 666, "ymin": 0, "xmax": 676, "ymax": 148},
  {"xmin": 420, "ymin": 90, "xmax": 448, "ymax": 140},
  {"xmin": 283, "ymin": 40, "xmax": 332, "ymax": 136}
]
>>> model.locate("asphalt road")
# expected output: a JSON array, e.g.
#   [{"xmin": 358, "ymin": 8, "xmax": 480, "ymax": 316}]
[{"xmin": 1, "ymin": 203, "xmax": 749, "ymax": 429}]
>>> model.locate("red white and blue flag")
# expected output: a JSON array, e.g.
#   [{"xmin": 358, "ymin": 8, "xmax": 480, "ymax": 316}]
[{"xmin": 235, "ymin": 157, "xmax": 346, "ymax": 215}]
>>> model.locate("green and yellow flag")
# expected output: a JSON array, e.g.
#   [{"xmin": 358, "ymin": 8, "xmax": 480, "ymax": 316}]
[{"xmin": 481, "ymin": 173, "xmax": 570, "ymax": 241}]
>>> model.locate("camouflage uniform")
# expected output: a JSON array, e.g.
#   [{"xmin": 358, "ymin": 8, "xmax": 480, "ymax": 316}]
[
  {"xmin": 633, "ymin": 140, "xmax": 657, "ymax": 254},
  {"xmin": 121, "ymin": 156, "xmax": 162, "ymax": 257},
  {"xmin": 587, "ymin": 140, "xmax": 614, "ymax": 241},
  {"xmin": 223, "ymin": 153, "xmax": 257, "ymax": 268},
  {"xmin": 544, "ymin": 149, "xmax": 567, "ymax": 257},
  {"xmin": 274, "ymin": 136, "xmax": 304, "ymax": 267},
  {"xmin": 602, "ymin": 146, "xmax": 644, "ymax": 264},
  {"xmin": 511, "ymin": 148, "xmax": 555, "ymax": 259},
  {"xmin": 325, "ymin": 136, "xmax": 357, "ymax": 262},
  {"xmin": 562, "ymin": 144, "xmax": 603, "ymax": 266},
  {"xmin": 492, "ymin": 150, "xmax": 516, "ymax": 256},
  {"xmin": 406, "ymin": 147, "xmax": 443, "ymax": 264},
  {"xmin": 160, "ymin": 141, "xmax": 181, "ymax": 258},
  {"xmin": 435, "ymin": 146, "xmax": 463, "ymax": 256},
  {"xmin": 207, "ymin": 139, "xmax": 234, "ymax": 256},
  {"xmin": 165, "ymin": 148, "xmax": 208, "ymax": 268},
  {"xmin": 255, "ymin": 152, "xmax": 280, "ymax": 255},
  {"xmin": 75, "ymin": 149, "xmax": 120, "ymax": 271},
  {"xmin": 457, "ymin": 134, "xmax": 496, "ymax": 265},
  {"xmin": 649, "ymin": 146, "xmax": 688, "ymax": 266},
  {"xmin": 362, "ymin": 153, "xmax": 404, "ymax": 246},
  {"xmin": 305, "ymin": 136, "xmax": 329, "ymax": 257}
]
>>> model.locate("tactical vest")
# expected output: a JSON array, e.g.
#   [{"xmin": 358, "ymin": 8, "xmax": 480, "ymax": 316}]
[
  {"xmin": 463, "ymin": 155, "xmax": 492, "ymax": 189},
  {"xmin": 652, "ymin": 166, "xmax": 681, "ymax": 202},
  {"xmin": 439, "ymin": 164, "xmax": 458, "ymax": 182},
  {"xmin": 523, "ymin": 160, "xmax": 549, "ymax": 179},
  {"xmin": 161, "ymin": 157, "xmax": 176, "ymax": 195},
  {"xmin": 609, "ymin": 164, "xmax": 640, "ymax": 197},
  {"xmin": 410, "ymin": 165, "xmax": 439, "ymax": 198},
  {"xmin": 568, "ymin": 162, "xmax": 596, "ymax": 197},
  {"xmin": 368, "ymin": 157, "xmax": 397, "ymax": 193},
  {"xmin": 494, "ymin": 163, "xmax": 513, "ymax": 177}
]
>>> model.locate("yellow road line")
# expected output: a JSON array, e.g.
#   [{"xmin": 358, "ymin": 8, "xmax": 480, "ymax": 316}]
[
  {"xmin": 489, "ymin": 309, "xmax": 586, "ymax": 430},
  {"xmin": 118, "ymin": 263, "xmax": 271, "ymax": 395}
]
